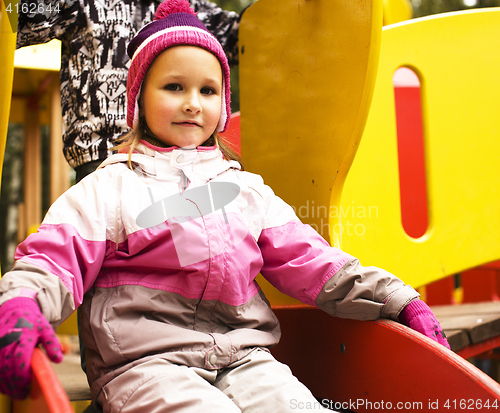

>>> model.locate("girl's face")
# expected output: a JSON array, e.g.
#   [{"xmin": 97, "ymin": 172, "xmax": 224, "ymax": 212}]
[{"xmin": 141, "ymin": 46, "xmax": 223, "ymax": 148}]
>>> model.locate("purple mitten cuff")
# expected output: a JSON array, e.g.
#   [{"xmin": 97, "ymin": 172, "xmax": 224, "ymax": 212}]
[
  {"xmin": 398, "ymin": 299, "xmax": 428, "ymax": 324},
  {"xmin": 0, "ymin": 297, "xmax": 63, "ymax": 399},
  {"xmin": 399, "ymin": 299, "xmax": 450, "ymax": 349}
]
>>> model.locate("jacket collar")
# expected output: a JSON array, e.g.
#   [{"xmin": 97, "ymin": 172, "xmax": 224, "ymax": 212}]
[{"xmin": 99, "ymin": 142, "xmax": 241, "ymax": 186}]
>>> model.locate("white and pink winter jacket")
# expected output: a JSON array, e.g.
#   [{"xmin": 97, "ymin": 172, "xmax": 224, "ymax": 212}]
[{"xmin": 0, "ymin": 142, "xmax": 418, "ymax": 401}]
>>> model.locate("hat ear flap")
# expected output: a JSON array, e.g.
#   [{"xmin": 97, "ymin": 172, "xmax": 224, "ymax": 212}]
[{"xmin": 133, "ymin": 86, "xmax": 142, "ymax": 129}]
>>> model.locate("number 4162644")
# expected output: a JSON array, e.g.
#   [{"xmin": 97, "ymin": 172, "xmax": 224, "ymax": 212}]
[
  {"xmin": 5, "ymin": 2, "xmax": 60, "ymax": 14},
  {"xmin": 444, "ymin": 399, "xmax": 499, "ymax": 409}
]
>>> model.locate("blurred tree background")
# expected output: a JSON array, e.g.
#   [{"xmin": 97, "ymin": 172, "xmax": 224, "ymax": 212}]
[
  {"xmin": 1, "ymin": 0, "xmax": 500, "ymax": 273},
  {"xmin": 215, "ymin": 0, "xmax": 252, "ymax": 13},
  {"xmin": 410, "ymin": 0, "xmax": 500, "ymax": 17},
  {"xmin": 218, "ymin": 0, "xmax": 500, "ymax": 18}
]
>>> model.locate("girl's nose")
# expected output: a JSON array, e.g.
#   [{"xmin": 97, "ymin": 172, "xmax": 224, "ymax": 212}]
[{"xmin": 184, "ymin": 91, "xmax": 202, "ymax": 113}]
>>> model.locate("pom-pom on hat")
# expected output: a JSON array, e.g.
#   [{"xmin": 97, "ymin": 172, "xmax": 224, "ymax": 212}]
[{"xmin": 126, "ymin": 0, "xmax": 231, "ymax": 132}]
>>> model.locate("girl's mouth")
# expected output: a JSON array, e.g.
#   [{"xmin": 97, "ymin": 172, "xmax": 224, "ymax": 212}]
[{"xmin": 175, "ymin": 121, "xmax": 201, "ymax": 127}]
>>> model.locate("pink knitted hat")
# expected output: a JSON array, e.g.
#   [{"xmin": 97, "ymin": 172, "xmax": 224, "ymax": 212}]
[{"xmin": 126, "ymin": 0, "xmax": 231, "ymax": 132}]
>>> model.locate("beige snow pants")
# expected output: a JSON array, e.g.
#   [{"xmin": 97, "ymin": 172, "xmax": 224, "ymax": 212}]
[{"xmin": 97, "ymin": 348, "xmax": 335, "ymax": 412}]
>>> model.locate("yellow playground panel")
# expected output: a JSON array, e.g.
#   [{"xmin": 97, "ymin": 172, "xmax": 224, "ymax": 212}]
[
  {"xmin": 383, "ymin": 0, "xmax": 412, "ymax": 25},
  {"xmin": 239, "ymin": 0, "xmax": 382, "ymax": 243},
  {"xmin": 338, "ymin": 8, "xmax": 500, "ymax": 289},
  {"xmin": 239, "ymin": 0, "xmax": 383, "ymax": 305}
]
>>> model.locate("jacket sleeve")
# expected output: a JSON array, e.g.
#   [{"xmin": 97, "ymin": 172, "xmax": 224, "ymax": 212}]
[
  {"xmin": 256, "ymin": 183, "xmax": 419, "ymax": 321},
  {"xmin": 0, "ymin": 168, "xmax": 117, "ymax": 326},
  {"xmin": 16, "ymin": 0, "xmax": 84, "ymax": 48}
]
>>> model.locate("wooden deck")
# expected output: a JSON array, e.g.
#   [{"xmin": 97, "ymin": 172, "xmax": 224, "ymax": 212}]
[
  {"xmin": 51, "ymin": 354, "xmax": 90, "ymax": 403},
  {"xmin": 432, "ymin": 301, "xmax": 500, "ymax": 359}
]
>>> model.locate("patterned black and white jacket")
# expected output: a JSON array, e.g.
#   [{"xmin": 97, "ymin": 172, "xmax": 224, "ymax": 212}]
[{"xmin": 16, "ymin": 0, "xmax": 240, "ymax": 170}]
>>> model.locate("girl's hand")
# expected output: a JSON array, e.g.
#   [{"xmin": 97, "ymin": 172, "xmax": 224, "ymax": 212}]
[
  {"xmin": 0, "ymin": 297, "xmax": 63, "ymax": 399},
  {"xmin": 398, "ymin": 299, "xmax": 451, "ymax": 349}
]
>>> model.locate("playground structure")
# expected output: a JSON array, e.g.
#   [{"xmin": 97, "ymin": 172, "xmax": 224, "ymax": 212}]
[
  {"xmin": 2, "ymin": 0, "xmax": 500, "ymax": 412},
  {"xmin": 1, "ymin": 36, "xmax": 68, "ymax": 249}
]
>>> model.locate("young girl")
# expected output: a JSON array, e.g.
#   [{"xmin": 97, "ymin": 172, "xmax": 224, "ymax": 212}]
[{"xmin": 0, "ymin": 0, "xmax": 449, "ymax": 411}]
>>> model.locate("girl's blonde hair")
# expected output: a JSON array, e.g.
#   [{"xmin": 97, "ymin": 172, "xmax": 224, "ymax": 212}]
[{"xmin": 113, "ymin": 116, "xmax": 243, "ymax": 170}]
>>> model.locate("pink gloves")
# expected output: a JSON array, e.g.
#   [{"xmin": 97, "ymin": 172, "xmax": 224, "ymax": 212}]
[
  {"xmin": 0, "ymin": 297, "xmax": 63, "ymax": 399},
  {"xmin": 398, "ymin": 299, "xmax": 450, "ymax": 349}
]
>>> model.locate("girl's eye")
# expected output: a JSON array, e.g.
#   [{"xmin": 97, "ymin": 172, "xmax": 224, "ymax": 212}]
[
  {"xmin": 201, "ymin": 87, "xmax": 216, "ymax": 95},
  {"xmin": 165, "ymin": 84, "xmax": 182, "ymax": 91}
]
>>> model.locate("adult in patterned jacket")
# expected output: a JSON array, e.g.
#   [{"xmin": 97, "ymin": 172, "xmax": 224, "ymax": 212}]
[{"xmin": 16, "ymin": 0, "xmax": 241, "ymax": 182}]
